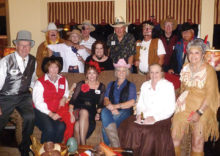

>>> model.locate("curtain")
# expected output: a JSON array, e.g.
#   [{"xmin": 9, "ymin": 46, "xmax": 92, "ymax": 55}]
[
  {"xmin": 48, "ymin": 1, "xmax": 114, "ymax": 24},
  {"xmin": 215, "ymin": 0, "xmax": 220, "ymax": 24},
  {"xmin": 126, "ymin": 0, "xmax": 202, "ymax": 24}
]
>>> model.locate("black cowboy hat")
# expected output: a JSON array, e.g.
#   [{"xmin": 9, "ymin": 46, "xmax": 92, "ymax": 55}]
[{"xmin": 41, "ymin": 56, "xmax": 63, "ymax": 73}]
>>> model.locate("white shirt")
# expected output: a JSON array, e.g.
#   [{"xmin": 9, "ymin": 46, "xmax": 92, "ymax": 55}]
[
  {"xmin": 33, "ymin": 74, "xmax": 69, "ymax": 115},
  {"xmin": 0, "ymin": 51, "xmax": 37, "ymax": 90},
  {"xmin": 80, "ymin": 35, "xmax": 96, "ymax": 50},
  {"xmin": 139, "ymin": 39, "xmax": 166, "ymax": 73},
  {"xmin": 48, "ymin": 43, "xmax": 90, "ymax": 73},
  {"xmin": 136, "ymin": 79, "xmax": 176, "ymax": 122}
]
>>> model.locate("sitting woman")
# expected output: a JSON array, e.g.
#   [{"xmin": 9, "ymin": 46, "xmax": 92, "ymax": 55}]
[
  {"xmin": 47, "ymin": 29, "xmax": 90, "ymax": 73},
  {"xmin": 172, "ymin": 39, "xmax": 219, "ymax": 156},
  {"xmin": 85, "ymin": 40, "xmax": 114, "ymax": 71},
  {"xmin": 33, "ymin": 56, "xmax": 69, "ymax": 143},
  {"xmin": 69, "ymin": 63, "xmax": 105, "ymax": 145},
  {"xmin": 118, "ymin": 64, "xmax": 176, "ymax": 156},
  {"xmin": 101, "ymin": 59, "xmax": 137, "ymax": 147}
]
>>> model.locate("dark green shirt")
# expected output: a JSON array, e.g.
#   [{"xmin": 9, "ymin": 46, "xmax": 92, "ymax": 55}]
[{"xmin": 107, "ymin": 32, "xmax": 136, "ymax": 63}]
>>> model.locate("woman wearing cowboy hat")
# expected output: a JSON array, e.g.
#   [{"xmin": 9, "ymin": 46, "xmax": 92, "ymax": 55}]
[
  {"xmin": 101, "ymin": 58, "xmax": 137, "ymax": 147},
  {"xmin": 33, "ymin": 56, "xmax": 69, "ymax": 143},
  {"xmin": 47, "ymin": 29, "xmax": 90, "ymax": 73}
]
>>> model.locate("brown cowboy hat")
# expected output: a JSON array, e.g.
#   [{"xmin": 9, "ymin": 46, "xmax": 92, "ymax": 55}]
[{"xmin": 160, "ymin": 16, "xmax": 177, "ymax": 31}]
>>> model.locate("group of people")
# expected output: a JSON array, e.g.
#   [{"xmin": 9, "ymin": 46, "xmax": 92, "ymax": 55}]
[{"xmin": 0, "ymin": 15, "xmax": 219, "ymax": 156}]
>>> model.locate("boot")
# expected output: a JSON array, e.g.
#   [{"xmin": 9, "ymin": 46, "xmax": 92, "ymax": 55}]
[
  {"xmin": 104, "ymin": 123, "xmax": 120, "ymax": 147},
  {"xmin": 174, "ymin": 146, "xmax": 181, "ymax": 156},
  {"xmin": 191, "ymin": 151, "xmax": 204, "ymax": 156}
]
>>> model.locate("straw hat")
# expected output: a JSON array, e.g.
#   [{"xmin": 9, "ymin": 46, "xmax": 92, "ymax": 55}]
[
  {"xmin": 78, "ymin": 20, "xmax": 95, "ymax": 32},
  {"xmin": 13, "ymin": 30, "xmax": 35, "ymax": 47},
  {"xmin": 160, "ymin": 16, "xmax": 177, "ymax": 31},
  {"xmin": 113, "ymin": 59, "xmax": 131, "ymax": 68},
  {"xmin": 67, "ymin": 29, "xmax": 82, "ymax": 38},
  {"xmin": 110, "ymin": 16, "xmax": 130, "ymax": 28},
  {"xmin": 41, "ymin": 22, "xmax": 63, "ymax": 33}
]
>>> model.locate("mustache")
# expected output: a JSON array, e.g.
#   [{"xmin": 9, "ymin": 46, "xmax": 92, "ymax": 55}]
[{"xmin": 50, "ymin": 34, "xmax": 56, "ymax": 37}]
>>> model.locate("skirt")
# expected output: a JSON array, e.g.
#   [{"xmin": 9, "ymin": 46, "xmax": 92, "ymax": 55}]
[{"xmin": 118, "ymin": 115, "xmax": 175, "ymax": 156}]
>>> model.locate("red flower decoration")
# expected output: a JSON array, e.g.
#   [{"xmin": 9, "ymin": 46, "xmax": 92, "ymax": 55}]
[
  {"xmin": 87, "ymin": 60, "xmax": 103, "ymax": 73},
  {"xmin": 81, "ymin": 84, "xmax": 90, "ymax": 93}
]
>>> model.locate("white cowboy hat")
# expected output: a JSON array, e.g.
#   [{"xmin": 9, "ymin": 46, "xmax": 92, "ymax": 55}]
[
  {"xmin": 78, "ymin": 20, "xmax": 96, "ymax": 32},
  {"xmin": 110, "ymin": 16, "xmax": 130, "ymax": 28},
  {"xmin": 41, "ymin": 22, "xmax": 63, "ymax": 33},
  {"xmin": 13, "ymin": 30, "xmax": 35, "ymax": 47}
]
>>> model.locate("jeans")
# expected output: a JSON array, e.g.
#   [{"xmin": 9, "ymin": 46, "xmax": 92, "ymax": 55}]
[
  {"xmin": 101, "ymin": 107, "xmax": 131, "ymax": 145},
  {"xmin": 34, "ymin": 109, "xmax": 65, "ymax": 143}
]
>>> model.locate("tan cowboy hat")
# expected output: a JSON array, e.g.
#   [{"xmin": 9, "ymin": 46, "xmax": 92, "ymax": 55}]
[
  {"xmin": 160, "ymin": 16, "xmax": 177, "ymax": 31},
  {"xmin": 78, "ymin": 20, "xmax": 96, "ymax": 32},
  {"xmin": 13, "ymin": 30, "xmax": 35, "ymax": 47},
  {"xmin": 110, "ymin": 16, "xmax": 130, "ymax": 28},
  {"xmin": 67, "ymin": 29, "xmax": 82, "ymax": 38},
  {"xmin": 41, "ymin": 22, "xmax": 63, "ymax": 33}
]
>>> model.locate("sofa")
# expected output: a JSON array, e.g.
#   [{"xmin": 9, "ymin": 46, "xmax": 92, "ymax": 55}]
[{"xmin": 9, "ymin": 70, "xmax": 192, "ymax": 155}]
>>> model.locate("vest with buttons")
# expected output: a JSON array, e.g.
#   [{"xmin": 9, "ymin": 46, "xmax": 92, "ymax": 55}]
[{"xmin": 0, "ymin": 52, "xmax": 36, "ymax": 95}]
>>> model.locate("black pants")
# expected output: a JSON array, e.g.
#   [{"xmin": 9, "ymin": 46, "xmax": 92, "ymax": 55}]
[
  {"xmin": 34, "ymin": 109, "xmax": 65, "ymax": 143},
  {"xmin": 0, "ymin": 93, "xmax": 35, "ymax": 155}
]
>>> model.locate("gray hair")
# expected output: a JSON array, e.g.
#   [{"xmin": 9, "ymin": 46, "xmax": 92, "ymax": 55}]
[
  {"xmin": 186, "ymin": 38, "xmax": 210, "ymax": 54},
  {"xmin": 114, "ymin": 67, "xmax": 130, "ymax": 77}
]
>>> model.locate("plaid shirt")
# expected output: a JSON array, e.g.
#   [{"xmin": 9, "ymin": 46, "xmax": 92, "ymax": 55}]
[{"xmin": 107, "ymin": 32, "xmax": 136, "ymax": 63}]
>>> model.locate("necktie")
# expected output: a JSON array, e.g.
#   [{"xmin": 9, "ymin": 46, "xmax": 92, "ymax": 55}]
[{"xmin": 23, "ymin": 59, "xmax": 26, "ymax": 69}]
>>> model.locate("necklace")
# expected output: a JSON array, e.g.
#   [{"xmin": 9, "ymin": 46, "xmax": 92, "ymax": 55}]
[{"xmin": 189, "ymin": 62, "xmax": 203, "ymax": 81}]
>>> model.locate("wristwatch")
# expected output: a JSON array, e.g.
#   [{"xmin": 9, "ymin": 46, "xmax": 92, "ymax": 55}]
[{"xmin": 196, "ymin": 109, "xmax": 203, "ymax": 116}]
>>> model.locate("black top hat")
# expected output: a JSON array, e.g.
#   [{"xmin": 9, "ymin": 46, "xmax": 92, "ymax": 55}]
[{"xmin": 41, "ymin": 56, "xmax": 63, "ymax": 73}]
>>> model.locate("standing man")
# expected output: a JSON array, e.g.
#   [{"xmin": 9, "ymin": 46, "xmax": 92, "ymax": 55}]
[
  {"xmin": 134, "ymin": 21, "xmax": 166, "ymax": 76},
  {"xmin": 107, "ymin": 16, "xmax": 136, "ymax": 66},
  {"xmin": 160, "ymin": 16, "xmax": 178, "ymax": 72},
  {"xmin": 0, "ymin": 30, "xmax": 36, "ymax": 156},
  {"xmin": 168, "ymin": 22, "xmax": 197, "ymax": 74},
  {"xmin": 36, "ymin": 22, "xmax": 64, "ymax": 78},
  {"xmin": 78, "ymin": 20, "xmax": 96, "ymax": 54}
]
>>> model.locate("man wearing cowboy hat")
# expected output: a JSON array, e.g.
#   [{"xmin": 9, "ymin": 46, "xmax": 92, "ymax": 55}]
[
  {"xmin": 134, "ymin": 21, "xmax": 166, "ymax": 76},
  {"xmin": 168, "ymin": 22, "xmax": 198, "ymax": 74},
  {"xmin": 160, "ymin": 16, "xmax": 178, "ymax": 72},
  {"xmin": 0, "ymin": 30, "xmax": 36, "ymax": 156},
  {"xmin": 78, "ymin": 20, "xmax": 96, "ymax": 54},
  {"xmin": 107, "ymin": 16, "xmax": 136, "ymax": 66},
  {"xmin": 36, "ymin": 22, "xmax": 65, "ymax": 78}
]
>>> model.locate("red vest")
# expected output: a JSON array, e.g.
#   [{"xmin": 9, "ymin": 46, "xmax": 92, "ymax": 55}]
[{"xmin": 38, "ymin": 75, "xmax": 66, "ymax": 113}]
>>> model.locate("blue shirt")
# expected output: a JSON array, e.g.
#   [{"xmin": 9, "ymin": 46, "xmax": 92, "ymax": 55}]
[{"xmin": 105, "ymin": 79, "xmax": 137, "ymax": 104}]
